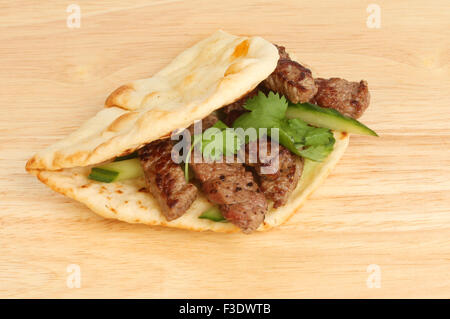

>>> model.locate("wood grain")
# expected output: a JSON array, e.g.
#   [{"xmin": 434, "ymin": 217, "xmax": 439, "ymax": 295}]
[{"xmin": 1, "ymin": 0, "xmax": 449, "ymax": 298}]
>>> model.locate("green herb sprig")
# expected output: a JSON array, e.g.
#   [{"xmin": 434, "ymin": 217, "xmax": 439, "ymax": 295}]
[{"xmin": 232, "ymin": 91, "xmax": 335, "ymax": 162}]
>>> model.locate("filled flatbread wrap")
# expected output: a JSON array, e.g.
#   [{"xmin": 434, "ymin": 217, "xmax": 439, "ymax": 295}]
[{"xmin": 26, "ymin": 30, "xmax": 376, "ymax": 233}]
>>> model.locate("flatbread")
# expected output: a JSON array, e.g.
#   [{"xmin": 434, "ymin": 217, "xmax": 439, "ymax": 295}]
[
  {"xmin": 26, "ymin": 30, "xmax": 279, "ymax": 171},
  {"xmin": 32, "ymin": 132, "xmax": 349, "ymax": 232},
  {"xmin": 26, "ymin": 30, "xmax": 350, "ymax": 232}
]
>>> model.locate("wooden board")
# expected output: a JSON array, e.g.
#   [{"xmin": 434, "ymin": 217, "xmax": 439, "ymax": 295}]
[{"xmin": 1, "ymin": 0, "xmax": 449, "ymax": 298}]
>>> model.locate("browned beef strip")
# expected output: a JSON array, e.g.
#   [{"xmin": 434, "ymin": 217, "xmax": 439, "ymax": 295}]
[
  {"xmin": 138, "ymin": 139, "xmax": 197, "ymax": 221},
  {"xmin": 190, "ymin": 156, "xmax": 267, "ymax": 233},
  {"xmin": 262, "ymin": 44, "xmax": 317, "ymax": 104},
  {"xmin": 312, "ymin": 78, "xmax": 370, "ymax": 119},
  {"xmin": 264, "ymin": 60, "xmax": 317, "ymax": 104},
  {"xmin": 261, "ymin": 149, "xmax": 303, "ymax": 208},
  {"xmin": 220, "ymin": 44, "xmax": 312, "ymax": 125},
  {"xmin": 245, "ymin": 137, "xmax": 303, "ymax": 208}
]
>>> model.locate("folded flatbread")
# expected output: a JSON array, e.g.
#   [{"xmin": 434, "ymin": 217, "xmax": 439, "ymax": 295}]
[{"xmin": 26, "ymin": 30, "xmax": 350, "ymax": 232}]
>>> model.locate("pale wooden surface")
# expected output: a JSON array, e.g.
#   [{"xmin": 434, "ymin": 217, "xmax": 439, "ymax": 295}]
[{"xmin": 1, "ymin": 0, "xmax": 449, "ymax": 298}]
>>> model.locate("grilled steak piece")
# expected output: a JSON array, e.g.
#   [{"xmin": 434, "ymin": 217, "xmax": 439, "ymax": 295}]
[
  {"xmin": 263, "ymin": 45, "xmax": 317, "ymax": 103},
  {"xmin": 139, "ymin": 139, "xmax": 197, "ymax": 221},
  {"xmin": 312, "ymin": 78, "xmax": 370, "ymax": 119},
  {"xmin": 245, "ymin": 137, "xmax": 303, "ymax": 208},
  {"xmin": 221, "ymin": 44, "xmax": 317, "ymax": 125},
  {"xmin": 221, "ymin": 88, "xmax": 259, "ymax": 126},
  {"xmin": 190, "ymin": 156, "xmax": 267, "ymax": 233},
  {"xmin": 264, "ymin": 60, "xmax": 317, "ymax": 104},
  {"xmin": 260, "ymin": 148, "xmax": 303, "ymax": 208},
  {"xmin": 187, "ymin": 113, "xmax": 219, "ymax": 136}
]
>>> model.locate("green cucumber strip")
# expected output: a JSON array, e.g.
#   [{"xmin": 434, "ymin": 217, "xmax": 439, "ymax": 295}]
[
  {"xmin": 285, "ymin": 103, "xmax": 378, "ymax": 136},
  {"xmin": 114, "ymin": 151, "xmax": 138, "ymax": 162},
  {"xmin": 88, "ymin": 167, "xmax": 119, "ymax": 183},
  {"xmin": 88, "ymin": 158, "xmax": 143, "ymax": 183},
  {"xmin": 199, "ymin": 206, "xmax": 227, "ymax": 222}
]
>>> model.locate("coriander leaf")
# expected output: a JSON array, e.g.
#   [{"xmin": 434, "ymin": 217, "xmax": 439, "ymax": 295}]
[
  {"xmin": 281, "ymin": 118, "xmax": 335, "ymax": 161},
  {"xmin": 243, "ymin": 91, "xmax": 288, "ymax": 119},
  {"xmin": 298, "ymin": 140, "xmax": 335, "ymax": 162},
  {"xmin": 234, "ymin": 91, "xmax": 288, "ymax": 133},
  {"xmin": 201, "ymin": 124, "xmax": 243, "ymax": 160},
  {"xmin": 304, "ymin": 127, "xmax": 332, "ymax": 146},
  {"xmin": 232, "ymin": 91, "xmax": 336, "ymax": 162},
  {"xmin": 287, "ymin": 118, "xmax": 309, "ymax": 130},
  {"xmin": 281, "ymin": 118, "xmax": 309, "ymax": 144},
  {"xmin": 276, "ymin": 127, "xmax": 302, "ymax": 156},
  {"xmin": 233, "ymin": 112, "xmax": 279, "ymax": 134}
]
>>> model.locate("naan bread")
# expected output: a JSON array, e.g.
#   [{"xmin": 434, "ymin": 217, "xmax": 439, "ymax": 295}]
[
  {"xmin": 32, "ymin": 133, "xmax": 349, "ymax": 232},
  {"xmin": 26, "ymin": 30, "xmax": 349, "ymax": 232},
  {"xmin": 26, "ymin": 30, "xmax": 279, "ymax": 171}
]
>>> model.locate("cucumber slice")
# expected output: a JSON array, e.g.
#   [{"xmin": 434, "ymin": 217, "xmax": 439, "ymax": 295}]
[
  {"xmin": 285, "ymin": 103, "xmax": 378, "ymax": 136},
  {"xmin": 114, "ymin": 151, "xmax": 138, "ymax": 162},
  {"xmin": 88, "ymin": 158, "xmax": 143, "ymax": 183},
  {"xmin": 88, "ymin": 167, "xmax": 119, "ymax": 183},
  {"xmin": 199, "ymin": 206, "xmax": 227, "ymax": 222}
]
